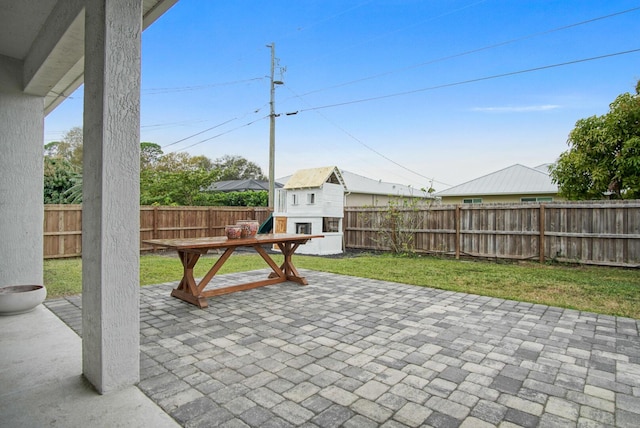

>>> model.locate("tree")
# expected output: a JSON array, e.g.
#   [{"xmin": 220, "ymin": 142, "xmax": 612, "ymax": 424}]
[
  {"xmin": 43, "ymin": 127, "xmax": 84, "ymax": 203},
  {"xmin": 149, "ymin": 152, "xmax": 215, "ymax": 173},
  {"xmin": 45, "ymin": 133, "xmax": 266, "ymax": 206},
  {"xmin": 213, "ymin": 155, "xmax": 266, "ymax": 180},
  {"xmin": 140, "ymin": 142, "xmax": 163, "ymax": 170},
  {"xmin": 44, "ymin": 157, "xmax": 80, "ymax": 203},
  {"xmin": 139, "ymin": 152, "xmax": 267, "ymax": 206},
  {"xmin": 550, "ymin": 80, "xmax": 640, "ymax": 200},
  {"xmin": 208, "ymin": 190, "xmax": 269, "ymax": 207},
  {"xmin": 44, "ymin": 126, "xmax": 83, "ymax": 169},
  {"xmin": 141, "ymin": 168, "xmax": 219, "ymax": 206},
  {"xmin": 140, "ymin": 149, "xmax": 220, "ymax": 205}
]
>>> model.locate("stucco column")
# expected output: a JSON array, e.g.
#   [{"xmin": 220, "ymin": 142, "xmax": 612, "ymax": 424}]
[
  {"xmin": 82, "ymin": 0, "xmax": 141, "ymax": 393},
  {"xmin": 0, "ymin": 57, "xmax": 44, "ymax": 287}
]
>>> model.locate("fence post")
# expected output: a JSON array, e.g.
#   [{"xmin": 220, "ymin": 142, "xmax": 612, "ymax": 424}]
[
  {"xmin": 539, "ymin": 204, "xmax": 545, "ymax": 264},
  {"xmin": 152, "ymin": 206, "xmax": 158, "ymax": 240},
  {"xmin": 57, "ymin": 207, "xmax": 65, "ymax": 257},
  {"xmin": 455, "ymin": 205, "xmax": 461, "ymax": 259},
  {"xmin": 208, "ymin": 207, "xmax": 213, "ymax": 236}
]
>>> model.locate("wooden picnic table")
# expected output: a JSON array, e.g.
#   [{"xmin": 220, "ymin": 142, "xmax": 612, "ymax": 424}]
[{"xmin": 143, "ymin": 233, "xmax": 323, "ymax": 308}]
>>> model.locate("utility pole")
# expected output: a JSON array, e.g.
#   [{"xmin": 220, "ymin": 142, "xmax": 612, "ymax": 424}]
[{"xmin": 267, "ymin": 42, "xmax": 279, "ymax": 209}]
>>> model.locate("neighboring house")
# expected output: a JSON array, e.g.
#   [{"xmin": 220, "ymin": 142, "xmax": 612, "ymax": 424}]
[
  {"xmin": 278, "ymin": 168, "xmax": 432, "ymax": 207},
  {"xmin": 206, "ymin": 179, "xmax": 282, "ymax": 192},
  {"xmin": 435, "ymin": 164, "xmax": 561, "ymax": 204},
  {"xmin": 274, "ymin": 166, "xmax": 346, "ymax": 255}
]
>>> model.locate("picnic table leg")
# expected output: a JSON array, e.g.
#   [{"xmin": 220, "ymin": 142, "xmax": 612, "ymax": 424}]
[
  {"xmin": 171, "ymin": 249, "xmax": 209, "ymax": 308},
  {"xmin": 254, "ymin": 245, "xmax": 286, "ymax": 280},
  {"xmin": 275, "ymin": 241, "xmax": 308, "ymax": 285},
  {"xmin": 195, "ymin": 246, "xmax": 236, "ymax": 294}
]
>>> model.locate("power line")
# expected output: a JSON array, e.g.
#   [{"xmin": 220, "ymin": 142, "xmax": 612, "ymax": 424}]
[
  {"xmin": 292, "ymin": 0, "xmax": 375, "ymax": 34},
  {"xmin": 152, "ymin": 6, "xmax": 640, "ymax": 180},
  {"xmin": 273, "ymin": 0, "xmax": 376, "ymax": 43},
  {"xmin": 295, "ymin": 5, "xmax": 640, "ymax": 99},
  {"xmin": 297, "ymin": 48, "xmax": 640, "ymax": 113},
  {"xmin": 295, "ymin": 0, "xmax": 489, "ymax": 70},
  {"xmin": 157, "ymin": 102, "xmax": 270, "ymax": 150},
  {"xmin": 170, "ymin": 115, "xmax": 269, "ymax": 153},
  {"xmin": 142, "ymin": 118, "xmax": 213, "ymax": 129},
  {"xmin": 143, "ymin": 77, "xmax": 266, "ymax": 95},
  {"xmin": 161, "ymin": 118, "xmax": 238, "ymax": 149},
  {"xmin": 283, "ymin": 85, "xmax": 451, "ymax": 188}
]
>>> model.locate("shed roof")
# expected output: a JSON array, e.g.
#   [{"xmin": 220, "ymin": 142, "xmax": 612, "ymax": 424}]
[
  {"xmin": 283, "ymin": 166, "xmax": 346, "ymax": 189},
  {"xmin": 435, "ymin": 164, "xmax": 557, "ymax": 197}
]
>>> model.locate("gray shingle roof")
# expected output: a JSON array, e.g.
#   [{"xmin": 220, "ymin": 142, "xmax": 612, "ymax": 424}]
[
  {"xmin": 206, "ymin": 179, "xmax": 282, "ymax": 192},
  {"xmin": 435, "ymin": 164, "xmax": 557, "ymax": 197}
]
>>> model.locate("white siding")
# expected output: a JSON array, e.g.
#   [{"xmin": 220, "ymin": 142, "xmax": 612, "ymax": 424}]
[
  {"xmin": 297, "ymin": 234, "xmax": 343, "ymax": 255},
  {"xmin": 285, "ymin": 183, "xmax": 343, "ymax": 218},
  {"xmin": 321, "ymin": 183, "xmax": 344, "ymax": 217},
  {"xmin": 276, "ymin": 181, "xmax": 344, "ymax": 255}
]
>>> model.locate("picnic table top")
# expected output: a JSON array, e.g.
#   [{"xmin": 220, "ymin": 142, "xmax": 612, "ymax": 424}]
[{"xmin": 143, "ymin": 233, "xmax": 324, "ymax": 250}]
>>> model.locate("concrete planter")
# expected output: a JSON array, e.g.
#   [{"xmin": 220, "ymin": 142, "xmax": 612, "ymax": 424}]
[{"xmin": 0, "ymin": 285, "xmax": 47, "ymax": 316}]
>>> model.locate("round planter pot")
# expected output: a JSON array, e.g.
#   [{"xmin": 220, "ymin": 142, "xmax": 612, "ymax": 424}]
[{"xmin": 0, "ymin": 285, "xmax": 47, "ymax": 316}]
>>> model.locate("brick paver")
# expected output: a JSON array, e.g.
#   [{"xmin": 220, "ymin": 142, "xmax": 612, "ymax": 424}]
[{"xmin": 46, "ymin": 269, "xmax": 640, "ymax": 427}]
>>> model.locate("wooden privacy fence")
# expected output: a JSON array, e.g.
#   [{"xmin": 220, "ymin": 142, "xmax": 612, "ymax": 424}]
[
  {"xmin": 44, "ymin": 205, "xmax": 83, "ymax": 259},
  {"xmin": 44, "ymin": 205, "xmax": 271, "ymax": 258},
  {"xmin": 44, "ymin": 201, "xmax": 640, "ymax": 267},
  {"xmin": 345, "ymin": 201, "xmax": 640, "ymax": 268}
]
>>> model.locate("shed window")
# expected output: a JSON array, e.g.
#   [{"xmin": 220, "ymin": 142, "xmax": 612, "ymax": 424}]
[
  {"xmin": 296, "ymin": 223, "xmax": 311, "ymax": 234},
  {"xmin": 323, "ymin": 217, "xmax": 340, "ymax": 233},
  {"xmin": 275, "ymin": 190, "xmax": 287, "ymax": 212}
]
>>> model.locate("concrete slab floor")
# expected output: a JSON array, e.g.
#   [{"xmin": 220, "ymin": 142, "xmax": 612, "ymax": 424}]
[{"xmin": 0, "ymin": 305, "xmax": 179, "ymax": 428}]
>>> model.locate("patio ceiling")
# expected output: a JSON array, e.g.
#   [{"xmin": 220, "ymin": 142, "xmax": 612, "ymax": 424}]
[{"xmin": 0, "ymin": 0, "xmax": 178, "ymax": 114}]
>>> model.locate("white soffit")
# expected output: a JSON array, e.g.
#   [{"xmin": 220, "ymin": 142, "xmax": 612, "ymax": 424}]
[{"xmin": 0, "ymin": 0, "xmax": 179, "ymax": 114}]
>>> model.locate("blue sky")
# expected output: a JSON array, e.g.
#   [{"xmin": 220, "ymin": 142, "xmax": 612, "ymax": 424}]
[{"xmin": 44, "ymin": 0, "xmax": 640, "ymax": 191}]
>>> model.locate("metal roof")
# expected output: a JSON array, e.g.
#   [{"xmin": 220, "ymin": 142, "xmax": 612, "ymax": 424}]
[
  {"xmin": 278, "ymin": 168, "xmax": 428, "ymax": 197},
  {"xmin": 339, "ymin": 170, "xmax": 427, "ymax": 197},
  {"xmin": 435, "ymin": 164, "xmax": 558, "ymax": 197}
]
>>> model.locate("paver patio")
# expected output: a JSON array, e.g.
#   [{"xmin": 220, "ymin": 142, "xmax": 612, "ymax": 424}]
[{"xmin": 46, "ymin": 269, "xmax": 640, "ymax": 427}]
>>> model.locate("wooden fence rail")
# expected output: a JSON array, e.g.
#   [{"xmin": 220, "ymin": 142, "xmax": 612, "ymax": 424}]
[
  {"xmin": 44, "ymin": 201, "xmax": 640, "ymax": 267},
  {"xmin": 344, "ymin": 200, "xmax": 640, "ymax": 268}
]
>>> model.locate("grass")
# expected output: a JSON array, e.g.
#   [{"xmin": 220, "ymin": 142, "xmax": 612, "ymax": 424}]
[{"xmin": 44, "ymin": 252, "xmax": 640, "ymax": 319}]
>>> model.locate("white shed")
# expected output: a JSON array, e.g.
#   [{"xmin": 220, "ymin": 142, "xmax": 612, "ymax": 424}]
[{"xmin": 273, "ymin": 166, "xmax": 345, "ymax": 255}]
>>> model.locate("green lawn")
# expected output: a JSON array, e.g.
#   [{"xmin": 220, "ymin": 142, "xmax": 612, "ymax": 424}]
[{"xmin": 44, "ymin": 252, "xmax": 640, "ymax": 319}]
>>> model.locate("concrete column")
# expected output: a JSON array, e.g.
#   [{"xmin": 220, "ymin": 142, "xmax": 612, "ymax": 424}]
[
  {"xmin": 0, "ymin": 56, "xmax": 44, "ymax": 287},
  {"xmin": 82, "ymin": 0, "xmax": 142, "ymax": 393}
]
